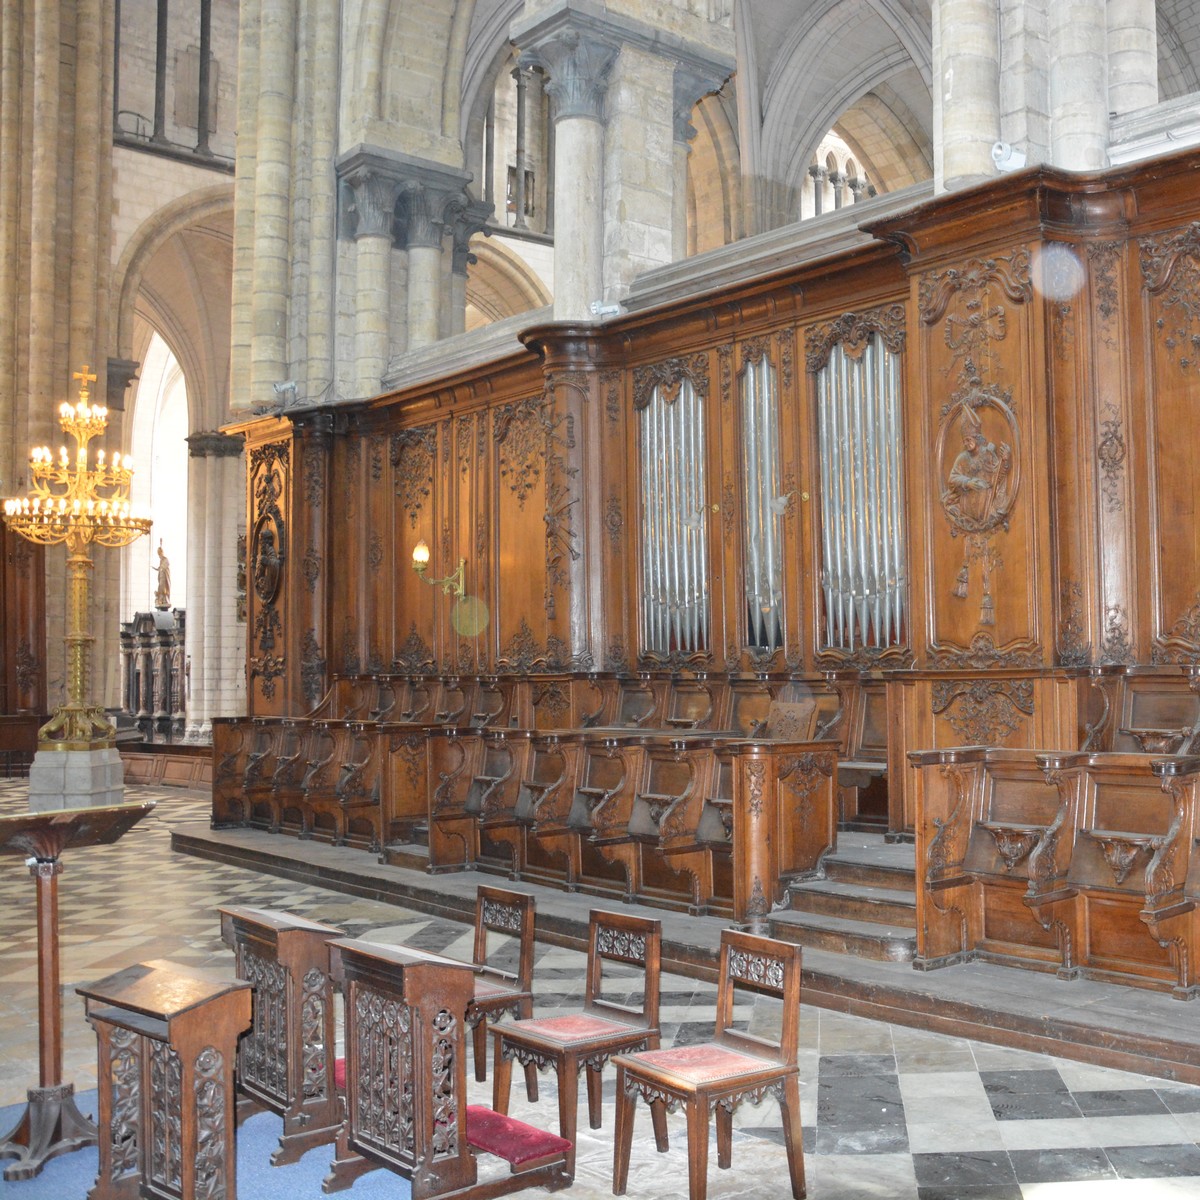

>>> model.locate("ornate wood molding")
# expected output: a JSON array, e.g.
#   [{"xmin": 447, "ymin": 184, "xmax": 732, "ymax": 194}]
[
  {"xmin": 1139, "ymin": 221, "xmax": 1200, "ymax": 373},
  {"xmin": 390, "ymin": 426, "xmax": 437, "ymax": 528},
  {"xmin": 931, "ymin": 677, "xmax": 1035, "ymax": 744},
  {"xmin": 805, "ymin": 303, "xmax": 906, "ymax": 374},
  {"xmin": 631, "ymin": 353, "xmax": 709, "ymax": 411}
]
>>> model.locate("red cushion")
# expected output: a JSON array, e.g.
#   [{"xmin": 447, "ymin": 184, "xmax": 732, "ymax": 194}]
[
  {"xmin": 622, "ymin": 1043, "xmax": 775, "ymax": 1083},
  {"xmin": 499, "ymin": 1013, "xmax": 635, "ymax": 1046},
  {"xmin": 334, "ymin": 1056, "xmax": 345, "ymax": 1091},
  {"xmin": 465, "ymin": 1105, "xmax": 571, "ymax": 1166}
]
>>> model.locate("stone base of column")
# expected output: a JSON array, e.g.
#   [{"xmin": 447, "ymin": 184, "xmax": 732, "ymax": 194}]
[{"xmin": 27, "ymin": 748, "xmax": 125, "ymax": 811}]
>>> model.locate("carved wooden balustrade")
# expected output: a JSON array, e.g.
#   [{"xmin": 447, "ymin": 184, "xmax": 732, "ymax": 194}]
[{"xmin": 908, "ymin": 745, "xmax": 1200, "ymax": 996}]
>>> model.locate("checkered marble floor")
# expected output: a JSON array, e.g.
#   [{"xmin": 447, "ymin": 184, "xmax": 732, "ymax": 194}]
[{"xmin": 4, "ymin": 781, "xmax": 1200, "ymax": 1198}]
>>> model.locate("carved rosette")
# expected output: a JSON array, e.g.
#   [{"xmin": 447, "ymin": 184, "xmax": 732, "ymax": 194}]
[
  {"xmin": 1139, "ymin": 222, "xmax": 1200, "ymax": 373},
  {"xmin": 805, "ymin": 303, "xmax": 906, "ymax": 373},
  {"xmin": 727, "ymin": 945, "xmax": 787, "ymax": 989}
]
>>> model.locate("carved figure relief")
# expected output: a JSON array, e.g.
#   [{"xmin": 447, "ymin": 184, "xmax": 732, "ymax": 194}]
[
  {"xmin": 937, "ymin": 370, "xmax": 1020, "ymax": 626},
  {"xmin": 1139, "ymin": 222, "xmax": 1200, "ymax": 373}
]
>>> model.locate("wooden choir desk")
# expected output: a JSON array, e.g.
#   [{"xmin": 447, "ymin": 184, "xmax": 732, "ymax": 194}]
[
  {"xmin": 77, "ymin": 959, "xmax": 252, "ymax": 1200},
  {"xmin": 326, "ymin": 936, "xmax": 572, "ymax": 1200},
  {"xmin": 218, "ymin": 906, "xmax": 344, "ymax": 1163}
]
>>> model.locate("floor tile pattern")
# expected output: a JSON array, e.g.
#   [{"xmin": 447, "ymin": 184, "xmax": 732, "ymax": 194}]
[{"xmin": 3, "ymin": 782, "xmax": 1200, "ymax": 1197}]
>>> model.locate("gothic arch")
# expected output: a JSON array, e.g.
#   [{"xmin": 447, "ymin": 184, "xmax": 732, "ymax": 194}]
[
  {"xmin": 111, "ymin": 185, "xmax": 234, "ymax": 434},
  {"xmin": 465, "ymin": 237, "xmax": 553, "ymax": 327}
]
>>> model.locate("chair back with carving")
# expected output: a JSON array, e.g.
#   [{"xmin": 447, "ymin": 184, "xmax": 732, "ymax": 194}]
[
  {"xmin": 584, "ymin": 909, "xmax": 662, "ymax": 1032},
  {"xmin": 473, "ymin": 885, "xmax": 536, "ymax": 993},
  {"xmin": 712, "ymin": 928, "xmax": 801, "ymax": 1067}
]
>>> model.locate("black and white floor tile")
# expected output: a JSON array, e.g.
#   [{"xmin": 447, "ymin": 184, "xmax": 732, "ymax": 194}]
[{"xmin": 3, "ymin": 781, "xmax": 1200, "ymax": 1197}]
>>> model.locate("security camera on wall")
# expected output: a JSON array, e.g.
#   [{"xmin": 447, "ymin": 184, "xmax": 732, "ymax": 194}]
[{"xmin": 991, "ymin": 141, "xmax": 1026, "ymax": 172}]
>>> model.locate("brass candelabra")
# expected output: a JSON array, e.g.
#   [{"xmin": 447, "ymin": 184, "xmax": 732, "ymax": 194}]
[{"xmin": 2, "ymin": 366, "xmax": 152, "ymax": 749}]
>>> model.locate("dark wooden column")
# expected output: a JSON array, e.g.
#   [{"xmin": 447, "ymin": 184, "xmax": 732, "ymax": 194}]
[{"xmin": 290, "ymin": 413, "xmax": 334, "ymax": 709}]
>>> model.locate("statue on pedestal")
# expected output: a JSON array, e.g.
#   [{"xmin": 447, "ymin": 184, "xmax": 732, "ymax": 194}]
[{"xmin": 153, "ymin": 542, "xmax": 171, "ymax": 610}]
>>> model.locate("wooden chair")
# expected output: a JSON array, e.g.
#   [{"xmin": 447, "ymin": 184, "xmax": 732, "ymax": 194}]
[
  {"xmin": 491, "ymin": 909, "xmax": 662, "ymax": 1169},
  {"xmin": 466, "ymin": 885, "xmax": 539, "ymax": 1101},
  {"xmin": 611, "ymin": 929, "xmax": 805, "ymax": 1200}
]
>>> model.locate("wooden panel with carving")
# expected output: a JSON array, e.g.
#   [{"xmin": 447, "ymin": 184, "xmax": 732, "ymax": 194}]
[
  {"xmin": 1, "ymin": 523, "xmax": 45, "ymax": 716},
  {"xmin": 1139, "ymin": 220, "xmax": 1200, "ymax": 665}
]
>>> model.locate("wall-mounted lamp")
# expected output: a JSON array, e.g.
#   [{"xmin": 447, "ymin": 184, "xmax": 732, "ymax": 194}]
[{"xmin": 411, "ymin": 539, "xmax": 466, "ymax": 598}]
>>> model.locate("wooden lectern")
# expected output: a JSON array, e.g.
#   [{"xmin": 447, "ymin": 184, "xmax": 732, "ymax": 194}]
[
  {"xmin": 0, "ymin": 800, "xmax": 156, "ymax": 1181},
  {"xmin": 77, "ymin": 959, "xmax": 252, "ymax": 1200},
  {"xmin": 218, "ymin": 905, "xmax": 344, "ymax": 1163}
]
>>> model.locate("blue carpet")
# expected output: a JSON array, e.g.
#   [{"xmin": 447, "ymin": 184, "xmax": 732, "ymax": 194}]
[{"xmin": 0, "ymin": 1092, "xmax": 411, "ymax": 1199}]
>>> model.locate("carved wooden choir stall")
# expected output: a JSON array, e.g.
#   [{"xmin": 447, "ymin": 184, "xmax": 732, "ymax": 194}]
[{"xmin": 215, "ymin": 149, "xmax": 1200, "ymax": 993}]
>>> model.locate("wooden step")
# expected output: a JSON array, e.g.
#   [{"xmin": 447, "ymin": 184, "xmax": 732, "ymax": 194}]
[
  {"xmin": 822, "ymin": 855, "xmax": 916, "ymax": 892},
  {"xmin": 767, "ymin": 909, "xmax": 916, "ymax": 962},
  {"xmin": 381, "ymin": 841, "xmax": 430, "ymax": 871},
  {"xmin": 783, "ymin": 877, "xmax": 917, "ymax": 928}
]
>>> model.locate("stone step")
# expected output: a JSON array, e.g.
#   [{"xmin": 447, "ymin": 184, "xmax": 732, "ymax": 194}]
[
  {"xmin": 767, "ymin": 909, "xmax": 917, "ymax": 962},
  {"xmin": 783, "ymin": 877, "xmax": 917, "ymax": 928}
]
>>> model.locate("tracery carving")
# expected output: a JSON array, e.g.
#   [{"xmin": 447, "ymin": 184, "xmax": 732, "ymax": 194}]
[
  {"xmin": 108, "ymin": 1026, "xmax": 141, "ymax": 1178},
  {"xmin": 805, "ymin": 303, "xmax": 906, "ymax": 373},
  {"xmin": 727, "ymin": 945, "xmax": 786, "ymax": 989},
  {"xmin": 1097, "ymin": 402, "xmax": 1126, "ymax": 513},
  {"xmin": 354, "ymin": 987, "xmax": 414, "ymax": 1157},
  {"xmin": 632, "ymin": 354, "xmax": 710, "ymax": 410},
  {"xmin": 495, "ymin": 397, "xmax": 544, "ymax": 508},
  {"xmin": 300, "ymin": 967, "xmax": 329, "ymax": 1099},
  {"xmin": 595, "ymin": 924, "xmax": 647, "ymax": 960},
  {"xmin": 931, "ymin": 678, "xmax": 1034, "ymax": 744},
  {"xmin": 1139, "ymin": 222, "xmax": 1200, "ymax": 373},
  {"xmin": 430, "ymin": 1008, "xmax": 458, "ymax": 1159},
  {"xmin": 390, "ymin": 426, "xmax": 437, "ymax": 528}
]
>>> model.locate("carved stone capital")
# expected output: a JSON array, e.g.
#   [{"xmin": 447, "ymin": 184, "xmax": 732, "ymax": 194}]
[
  {"xmin": 524, "ymin": 30, "xmax": 616, "ymax": 121},
  {"xmin": 106, "ymin": 357, "xmax": 140, "ymax": 411},
  {"xmin": 343, "ymin": 167, "xmax": 402, "ymax": 239},
  {"xmin": 187, "ymin": 431, "xmax": 245, "ymax": 458},
  {"xmin": 450, "ymin": 199, "xmax": 494, "ymax": 275}
]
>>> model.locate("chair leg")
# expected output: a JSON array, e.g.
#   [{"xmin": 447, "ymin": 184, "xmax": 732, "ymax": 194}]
[
  {"xmin": 649, "ymin": 1096, "xmax": 669, "ymax": 1152},
  {"xmin": 716, "ymin": 1101, "xmax": 732, "ymax": 1170},
  {"xmin": 780, "ymin": 1074, "xmax": 807, "ymax": 1200},
  {"xmin": 473, "ymin": 1019, "xmax": 488, "ymax": 1083},
  {"xmin": 586, "ymin": 1061, "xmax": 604, "ymax": 1130},
  {"xmin": 685, "ymin": 1097, "xmax": 710, "ymax": 1200},
  {"xmin": 557, "ymin": 1056, "xmax": 580, "ymax": 1173},
  {"xmin": 492, "ymin": 1034, "xmax": 513, "ymax": 1115},
  {"xmin": 524, "ymin": 1062, "xmax": 539, "ymax": 1103},
  {"xmin": 612, "ymin": 1065, "xmax": 635, "ymax": 1195}
]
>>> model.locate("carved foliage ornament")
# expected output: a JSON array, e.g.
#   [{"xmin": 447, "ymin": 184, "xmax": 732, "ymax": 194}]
[
  {"xmin": 393, "ymin": 624, "xmax": 435, "ymax": 674},
  {"xmin": 495, "ymin": 397, "xmax": 545, "ymax": 509},
  {"xmin": 805, "ymin": 304, "xmax": 906, "ymax": 374},
  {"xmin": 1139, "ymin": 222, "xmax": 1200, "ymax": 373},
  {"xmin": 932, "ymin": 678, "xmax": 1034, "ymax": 745},
  {"xmin": 632, "ymin": 354, "xmax": 710, "ymax": 411},
  {"xmin": 391, "ymin": 426, "xmax": 437, "ymax": 529},
  {"xmin": 1097, "ymin": 402, "xmax": 1127, "ymax": 513}
]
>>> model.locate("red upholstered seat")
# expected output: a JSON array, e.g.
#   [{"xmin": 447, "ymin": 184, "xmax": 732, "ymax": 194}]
[
  {"xmin": 334, "ymin": 1056, "xmax": 345, "ymax": 1092},
  {"xmin": 465, "ymin": 1105, "xmax": 572, "ymax": 1167},
  {"xmin": 501, "ymin": 1013, "xmax": 636, "ymax": 1045},
  {"xmin": 623, "ymin": 1043, "xmax": 776, "ymax": 1084}
]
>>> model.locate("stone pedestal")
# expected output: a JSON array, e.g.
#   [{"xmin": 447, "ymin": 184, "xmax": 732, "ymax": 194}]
[{"xmin": 27, "ymin": 749, "xmax": 125, "ymax": 812}]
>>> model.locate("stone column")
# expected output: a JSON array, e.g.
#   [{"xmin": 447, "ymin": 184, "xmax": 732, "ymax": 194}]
[
  {"xmin": 512, "ymin": 65, "xmax": 530, "ymax": 231},
  {"xmin": 1049, "ymin": 0, "xmax": 1108, "ymax": 170},
  {"xmin": 521, "ymin": 30, "xmax": 614, "ymax": 321},
  {"xmin": 934, "ymin": 0, "xmax": 1001, "ymax": 190},
  {"xmin": 229, "ymin": 0, "xmax": 260, "ymax": 411},
  {"xmin": 449, "ymin": 203, "xmax": 491, "ymax": 337},
  {"xmin": 1107, "ymin": 0, "xmax": 1157, "ymax": 116},
  {"xmin": 809, "ymin": 164, "xmax": 826, "ymax": 216},
  {"xmin": 185, "ymin": 432, "xmax": 245, "ymax": 741},
  {"xmin": 249, "ymin": 0, "xmax": 296, "ymax": 408},
  {"xmin": 403, "ymin": 185, "xmax": 447, "ymax": 350},
  {"xmin": 344, "ymin": 166, "xmax": 400, "ymax": 398}
]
